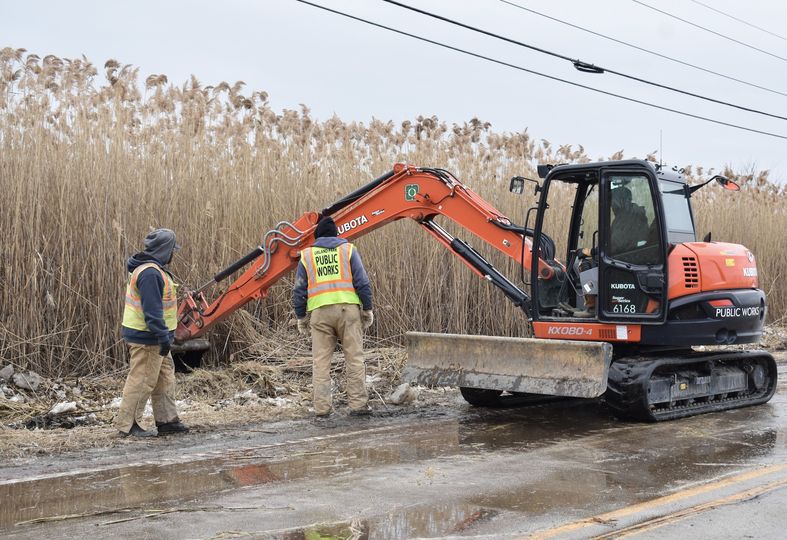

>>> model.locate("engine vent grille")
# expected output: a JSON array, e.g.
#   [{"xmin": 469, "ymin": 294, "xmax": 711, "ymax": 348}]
[{"xmin": 683, "ymin": 256, "xmax": 699, "ymax": 288}]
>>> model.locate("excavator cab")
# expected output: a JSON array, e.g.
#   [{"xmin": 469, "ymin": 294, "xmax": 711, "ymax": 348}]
[{"xmin": 528, "ymin": 161, "xmax": 682, "ymax": 326}]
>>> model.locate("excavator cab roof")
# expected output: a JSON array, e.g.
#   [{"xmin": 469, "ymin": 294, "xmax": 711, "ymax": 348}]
[{"xmin": 542, "ymin": 159, "xmax": 687, "ymax": 185}]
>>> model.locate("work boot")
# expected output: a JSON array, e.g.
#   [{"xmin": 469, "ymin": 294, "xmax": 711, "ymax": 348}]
[
  {"xmin": 348, "ymin": 407, "xmax": 372, "ymax": 417},
  {"xmin": 118, "ymin": 421, "xmax": 156, "ymax": 438},
  {"xmin": 156, "ymin": 420, "xmax": 190, "ymax": 436}
]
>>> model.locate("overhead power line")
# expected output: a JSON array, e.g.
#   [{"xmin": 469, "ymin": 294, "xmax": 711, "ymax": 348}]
[
  {"xmin": 630, "ymin": 0, "xmax": 787, "ymax": 63},
  {"xmin": 498, "ymin": 0, "xmax": 787, "ymax": 98},
  {"xmin": 687, "ymin": 0, "xmax": 787, "ymax": 43},
  {"xmin": 381, "ymin": 0, "xmax": 787, "ymax": 122},
  {"xmin": 292, "ymin": 0, "xmax": 787, "ymax": 140}
]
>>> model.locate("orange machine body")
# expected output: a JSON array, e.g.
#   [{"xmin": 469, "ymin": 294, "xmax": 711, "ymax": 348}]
[
  {"xmin": 668, "ymin": 242, "xmax": 758, "ymax": 300},
  {"xmin": 532, "ymin": 243, "xmax": 761, "ymax": 343}
]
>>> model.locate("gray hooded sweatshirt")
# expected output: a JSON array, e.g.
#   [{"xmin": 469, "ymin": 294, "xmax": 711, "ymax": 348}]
[{"xmin": 121, "ymin": 229, "xmax": 179, "ymax": 345}]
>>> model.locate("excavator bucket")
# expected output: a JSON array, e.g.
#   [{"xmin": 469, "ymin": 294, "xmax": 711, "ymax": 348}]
[
  {"xmin": 403, "ymin": 332, "xmax": 613, "ymax": 398},
  {"xmin": 171, "ymin": 338, "xmax": 211, "ymax": 373}
]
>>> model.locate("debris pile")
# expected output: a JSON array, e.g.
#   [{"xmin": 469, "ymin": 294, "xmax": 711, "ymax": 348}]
[
  {"xmin": 0, "ymin": 363, "xmax": 113, "ymax": 429},
  {"xmin": 0, "ymin": 340, "xmax": 412, "ymax": 434},
  {"xmin": 177, "ymin": 346, "xmax": 409, "ymax": 412},
  {"xmin": 761, "ymin": 325, "xmax": 787, "ymax": 351}
]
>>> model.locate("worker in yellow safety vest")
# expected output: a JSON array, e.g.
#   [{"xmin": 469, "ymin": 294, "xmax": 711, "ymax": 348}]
[
  {"xmin": 115, "ymin": 229, "xmax": 189, "ymax": 437},
  {"xmin": 292, "ymin": 216, "xmax": 374, "ymax": 423}
]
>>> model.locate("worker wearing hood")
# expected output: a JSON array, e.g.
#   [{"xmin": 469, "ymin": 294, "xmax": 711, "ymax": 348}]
[{"xmin": 115, "ymin": 228, "xmax": 189, "ymax": 437}]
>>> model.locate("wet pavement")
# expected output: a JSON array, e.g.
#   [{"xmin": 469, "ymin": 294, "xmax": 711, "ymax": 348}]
[{"xmin": 1, "ymin": 360, "xmax": 785, "ymax": 539}]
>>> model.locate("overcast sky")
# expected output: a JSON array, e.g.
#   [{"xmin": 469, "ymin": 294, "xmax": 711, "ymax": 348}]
[{"xmin": 3, "ymin": 0, "xmax": 787, "ymax": 179}]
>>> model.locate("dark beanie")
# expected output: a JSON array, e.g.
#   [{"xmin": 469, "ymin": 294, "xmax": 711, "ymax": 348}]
[{"xmin": 315, "ymin": 216, "xmax": 339, "ymax": 238}]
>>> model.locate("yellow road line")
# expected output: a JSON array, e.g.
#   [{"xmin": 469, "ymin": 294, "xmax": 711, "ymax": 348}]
[
  {"xmin": 527, "ymin": 463, "xmax": 787, "ymax": 539},
  {"xmin": 593, "ymin": 476, "xmax": 787, "ymax": 539}
]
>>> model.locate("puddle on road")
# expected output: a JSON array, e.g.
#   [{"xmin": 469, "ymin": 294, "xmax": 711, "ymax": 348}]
[
  {"xmin": 469, "ymin": 424, "xmax": 779, "ymax": 513},
  {"xmin": 322, "ymin": 421, "xmax": 779, "ymax": 539},
  {"xmin": 0, "ymin": 422, "xmax": 463, "ymax": 529},
  {"xmin": 271, "ymin": 503, "xmax": 498, "ymax": 540},
  {"xmin": 0, "ymin": 399, "xmax": 611, "ymax": 529},
  {"xmin": 1, "ymin": 395, "xmax": 783, "ymax": 534}
]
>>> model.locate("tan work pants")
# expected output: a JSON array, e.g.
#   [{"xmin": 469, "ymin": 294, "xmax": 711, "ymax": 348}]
[
  {"xmin": 114, "ymin": 343, "xmax": 179, "ymax": 432},
  {"xmin": 310, "ymin": 303, "xmax": 367, "ymax": 415}
]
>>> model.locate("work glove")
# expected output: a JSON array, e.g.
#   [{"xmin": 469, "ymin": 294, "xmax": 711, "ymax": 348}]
[
  {"xmin": 361, "ymin": 310, "xmax": 374, "ymax": 330},
  {"xmin": 159, "ymin": 340, "xmax": 171, "ymax": 357},
  {"xmin": 297, "ymin": 316, "xmax": 310, "ymax": 336}
]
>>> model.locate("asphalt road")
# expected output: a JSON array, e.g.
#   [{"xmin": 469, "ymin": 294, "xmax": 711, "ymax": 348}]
[{"xmin": 2, "ymin": 359, "xmax": 785, "ymax": 539}]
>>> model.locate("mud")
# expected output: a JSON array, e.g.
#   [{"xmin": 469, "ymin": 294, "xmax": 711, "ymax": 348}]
[{"xmin": 1, "ymin": 358, "xmax": 785, "ymax": 538}]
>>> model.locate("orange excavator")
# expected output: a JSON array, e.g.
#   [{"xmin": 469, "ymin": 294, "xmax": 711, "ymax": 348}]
[{"xmin": 174, "ymin": 161, "xmax": 776, "ymax": 421}]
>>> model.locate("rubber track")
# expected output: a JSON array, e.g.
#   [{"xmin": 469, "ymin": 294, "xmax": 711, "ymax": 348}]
[{"xmin": 605, "ymin": 350, "xmax": 777, "ymax": 422}]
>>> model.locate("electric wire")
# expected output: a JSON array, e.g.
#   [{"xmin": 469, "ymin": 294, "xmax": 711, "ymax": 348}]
[
  {"xmin": 631, "ymin": 0, "xmax": 787, "ymax": 63},
  {"xmin": 292, "ymin": 0, "xmax": 787, "ymax": 140},
  {"xmin": 382, "ymin": 0, "xmax": 787, "ymax": 121},
  {"xmin": 498, "ymin": 0, "xmax": 787, "ymax": 98},
  {"xmin": 686, "ymin": 0, "xmax": 787, "ymax": 43}
]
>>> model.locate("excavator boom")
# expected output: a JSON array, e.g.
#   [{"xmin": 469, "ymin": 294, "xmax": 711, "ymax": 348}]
[{"xmin": 176, "ymin": 163, "xmax": 553, "ymax": 342}]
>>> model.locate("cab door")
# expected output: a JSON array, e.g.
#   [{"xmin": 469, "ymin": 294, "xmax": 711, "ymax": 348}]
[{"xmin": 598, "ymin": 169, "xmax": 667, "ymax": 323}]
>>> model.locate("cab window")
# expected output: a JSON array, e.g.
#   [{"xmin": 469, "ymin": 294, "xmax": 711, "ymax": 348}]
[
  {"xmin": 607, "ymin": 175, "xmax": 659, "ymax": 265},
  {"xmin": 659, "ymin": 180, "xmax": 695, "ymax": 243},
  {"xmin": 578, "ymin": 184, "xmax": 599, "ymax": 254}
]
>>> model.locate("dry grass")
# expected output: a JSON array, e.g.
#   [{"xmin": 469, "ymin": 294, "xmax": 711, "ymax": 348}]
[{"xmin": 1, "ymin": 47, "xmax": 785, "ymax": 378}]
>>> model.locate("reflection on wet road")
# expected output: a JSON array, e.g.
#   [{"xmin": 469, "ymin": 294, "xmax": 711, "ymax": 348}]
[{"xmin": 2, "ymin": 363, "xmax": 785, "ymax": 538}]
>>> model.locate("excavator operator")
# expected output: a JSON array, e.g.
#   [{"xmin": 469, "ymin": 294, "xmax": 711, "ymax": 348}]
[
  {"xmin": 609, "ymin": 185, "xmax": 649, "ymax": 256},
  {"xmin": 571, "ymin": 185, "xmax": 649, "ymax": 318},
  {"xmin": 292, "ymin": 216, "xmax": 374, "ymax": 423}
]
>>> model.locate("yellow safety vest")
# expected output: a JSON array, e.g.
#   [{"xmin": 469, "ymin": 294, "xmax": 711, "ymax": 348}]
[
  {"xmin": 301, "ymin": 243, "xmax": 361, "ymax": 312},
  {"xmin": 121, "ymin": 263, "xmax": 178, "ymax": 332}
]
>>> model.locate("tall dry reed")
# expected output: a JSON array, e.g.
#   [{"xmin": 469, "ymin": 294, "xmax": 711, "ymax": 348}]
[{"xmin": 1, "ymin": 48, "xmax": 785, "ymax": 377}]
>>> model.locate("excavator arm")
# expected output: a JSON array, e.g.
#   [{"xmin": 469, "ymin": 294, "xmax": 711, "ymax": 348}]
[{"xmin": 175, "ymin": 163, "xmax": 559, "ymax": 342}]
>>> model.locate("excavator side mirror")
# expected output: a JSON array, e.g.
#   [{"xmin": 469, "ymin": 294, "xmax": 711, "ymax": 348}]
[
  {"xmin": 509, "ymin": 176, "xmax": 541, "ymax": 195},
  {"xmin": 714, "ymin": 175, "xmax": 740, "ymax": 191},
  {"xmin": 509, "ymin": 176, "xmax": 525, "ymax": 194},
  {"xmin": 688, "ymin": 174, "xmax": 741, "ymax": 195}
]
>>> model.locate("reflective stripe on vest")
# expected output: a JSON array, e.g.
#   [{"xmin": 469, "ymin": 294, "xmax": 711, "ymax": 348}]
[
  {"xmin": 121, "ymin": 263, "xmax": 178, "ymax": 331},
  {"xmin": 301, "ymin": 243, "xmax": 361, "ymax": 312}
]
